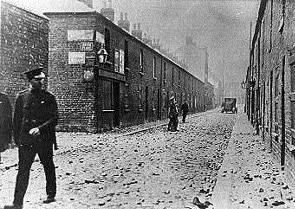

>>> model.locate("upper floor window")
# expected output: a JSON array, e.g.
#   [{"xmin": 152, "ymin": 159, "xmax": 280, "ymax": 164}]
[
  {"xmin": 172, "ymin": 67, "xmax": 175, "ymax": 84},
  {"xmin": 105, "ymin": 28, "xmax": 110, "ymax": 60},
  {"xmin": 153, "ymin": 57, "xmax": 156, "ymax": 78},
  {"xmin": 292, "ymin": 101, "xmax": 295, "ymax": 129},
  {"xmin": 139, "ymin": 49, "xmax": 144, "ymax": 72},
  {"xmin": 178, "ymin": 69, "xmax": 181, "ymax": 86},
  {"xmin": 163, "ymin": 62, "xmax": 167, "ymax": 81},
  {"xmin": 114, "ymin": 49, "xmax": 124, "ymax": 74},
  {"xmin": 291, "ymin": 62, "xmax": 295, "ymax": 92},
  {"xmin": 275, "ymin": 73, "xmax": 279, "ymax": 97},
  {"xmin": 269, "ymin": 0, "xmax": 273, "ymax": 52},
  {"xmin": 124, "ymin": 40, "xmax": 129, "ymax": 68}
]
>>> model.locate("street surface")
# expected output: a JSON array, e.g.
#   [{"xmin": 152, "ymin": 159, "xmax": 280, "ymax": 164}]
[
  {"xmin": 1, "ymin": 109, "xmax": 233, "ymax": 208},
  {"xmin": 3, "ymin": 108, "xmax": 295, "ymax": 209}
]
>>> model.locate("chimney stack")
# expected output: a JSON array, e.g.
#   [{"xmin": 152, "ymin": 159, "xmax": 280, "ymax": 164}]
[
  {"xmin": 131, "ymin": 23, "xmax": 142, "ymax": 40},
  {"xmin": 100, "ymin": 0, "xmax": 115, "ymax": 21},
  {"xmin": 118, "ymin": 12, "xmax": 130, "ymax": 31}
]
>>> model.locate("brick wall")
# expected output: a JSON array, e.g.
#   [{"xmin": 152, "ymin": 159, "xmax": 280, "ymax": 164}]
[
  {"xmin": 0, "ymin": 1, "xmax": 48, "ymax": 105},
  {"xmin": 254, "ymin": 0, "xmax": 295, "ymax": 187},
  {"xmin": 45, "ymin": 11, "xmax": 206, "ymax": 133}
]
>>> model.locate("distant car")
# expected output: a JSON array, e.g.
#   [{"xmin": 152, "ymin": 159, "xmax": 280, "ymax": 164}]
[{"xmin": 221, "ymin": 97, "xmax": 237, "ymax": 114}]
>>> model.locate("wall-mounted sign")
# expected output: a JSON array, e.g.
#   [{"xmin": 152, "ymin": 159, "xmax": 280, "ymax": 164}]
[
  {"xmin": 68, "ymin": 30, "xmax": 94, "ymax": 41},
  {"xmin": 96, "ymin": 31, "xmax": 105, "ymax": 44},
  {"xmin": 80, "ymin": 42, "xmax": 93, "ymax": 51},
  {"xmin": 68, "ymin": 52, "xmax": 85, "ymax": 64}
]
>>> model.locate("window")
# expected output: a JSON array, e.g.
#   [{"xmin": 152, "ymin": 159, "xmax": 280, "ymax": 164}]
[
  {"xmin": 153, "ymin": 57, "xmax": 156, "ymax": 78},
  {"xmin": 178, "ymin": 69, "xmax": 181, "ymax": 86},
  {"xmin": 291, "ymin": 63, "xmax": 295, "ymax": 92},
  {"xmin": 269, "ymin": 0, "xmax": 273, "ymax": 52},
  {"xmin": 275, "ymin": 73, "xmax": 279, "ymax": 97},
  {"xmin": 138, "ymin": 85, "xmax": 143, "ymax": 109},
  {"xmin": 105, "ymin": 28, "xmax": 110, "ymax": 60},
  {"xmin": 124, "ymin": 40, "xmax": 129, "ymax": 69},
  {"xmin": 140, "ymin": 49, "xmax": 144, "ymax": 72},
  {"xmin": 114, "ymin": 49, "xmax": 124, "ymax": 74},
  {"xmin": 172, "ymin": 67, "xmax": 175, "ymax": 85},
  {"xmin": 102, "ymin": 80, "xmax": 113, "ymax": 110},
  {"xmin": 291, "ymin": 101, "xmax": 295, "ymax": 129},
  {"xmin": 163, "ymin": 62, "xmax": 167, "ymax": 81},
  {"xmin": 274, "ymin": 102, "xmax": 279, "ymax": 141}
]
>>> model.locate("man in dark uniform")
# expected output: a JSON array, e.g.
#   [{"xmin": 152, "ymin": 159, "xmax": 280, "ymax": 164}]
[
  {"xmin": 181, "ymin": 100, "xmax": 189, "ymax": 123},
  {"xmin": 5, "ymin": 67, "xmax": 58, "ymax": 209},
  {"xmin": 0, "ymin": 92, "xmax": 12, "ymax": 163},
  {"xmin": 168, "ymin": 96, "xmax": 179, "ymax": 132}
]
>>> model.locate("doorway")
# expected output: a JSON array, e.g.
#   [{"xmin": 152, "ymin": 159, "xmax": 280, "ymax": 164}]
[{"xmin": 113, "ymin": 82, "xmax": 120, "ymax": 127}]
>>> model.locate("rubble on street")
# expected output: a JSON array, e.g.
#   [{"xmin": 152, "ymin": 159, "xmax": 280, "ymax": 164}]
[{"xmin": 1, "ymin": 109, "xmax": 295, "ymax": 209}]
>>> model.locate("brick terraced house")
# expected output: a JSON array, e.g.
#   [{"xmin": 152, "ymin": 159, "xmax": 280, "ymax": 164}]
[
  {"xmin": 44, "ymin": 7, "xmax": 206, "ymax": 132},
  {"xmin": 247, "ymin": 0, "xmax": 295, "ymax": 188}
]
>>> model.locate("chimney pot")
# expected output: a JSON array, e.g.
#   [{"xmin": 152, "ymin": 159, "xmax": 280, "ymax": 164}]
[
  {"xmin": 125, "ymin": 13, "xmax": 128, "ymax": 20},
  {"xmin": 133, "ymin": 24, "xmax": 136, "ymax": 30},
  {"xmin": 120, "ymin": 12, "xmax": 123, "ymax": 20},
  {"xmin": 138, "ymin": 23, "xmax": 141, "ymax": 30}
]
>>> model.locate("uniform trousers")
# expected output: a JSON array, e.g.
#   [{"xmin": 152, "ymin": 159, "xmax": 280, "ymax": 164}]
[
  {"xmin": 13, "ymin": 142, "xmax": 56, "ymax": 205},
  {"xmin": 182, "ymin": 112, "xmax": 188, "ymax": 123}
]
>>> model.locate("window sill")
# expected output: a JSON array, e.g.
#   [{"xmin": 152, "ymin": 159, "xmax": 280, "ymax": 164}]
[
  {"xmin": 139, "ymin": 72, "xmax": 144, "ymax": 76},
  {"xmin": 102, "ymin": 109, "xmax": 115, "ymax": 112},
  {"xmin": 106, "ymin": 60, "xmax": 113, "ymax": 65},
  {"xmin": 124, "ymin": 108, "xmax": 130, "ymax": 112}
]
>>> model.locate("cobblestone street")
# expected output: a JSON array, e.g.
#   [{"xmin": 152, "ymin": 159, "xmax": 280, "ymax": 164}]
[
  {"xmin": 2, "ymin": 109, "xmax": 295, "ymax": 209},
  {"xmin": 1, "ymin": 109, "xmax": 233, "ymax": 209}
]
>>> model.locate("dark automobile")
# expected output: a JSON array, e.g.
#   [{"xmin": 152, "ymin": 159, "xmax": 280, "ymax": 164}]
[{"xmin": 221, "ymin": 97, "xmax": 237, "ymax": 114}]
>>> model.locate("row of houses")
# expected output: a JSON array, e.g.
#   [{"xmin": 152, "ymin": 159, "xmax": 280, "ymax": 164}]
[
  {"xmin": 246, "ymin": 0, "xmax": 295, "ymax": 187},
  {"xmin": 1, "ymin": 0, "xmax": 215, "ymax": 133}
]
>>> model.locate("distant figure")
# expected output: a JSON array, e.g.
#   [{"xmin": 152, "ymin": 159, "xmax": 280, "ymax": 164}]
[
  {"xmin": 5, "ymin": 67, "xmax": 58, "ymax": 209},
  {"xmin": 168, "ymin": 96, "xmax": 179, "ymax": 132},
  {"xmin": 0, "ymin": 92, "xmax": 12, "ymax": 163},
  {"xmin": 181, "ymin": 100, "xmax": 189, "ymax": 123}
]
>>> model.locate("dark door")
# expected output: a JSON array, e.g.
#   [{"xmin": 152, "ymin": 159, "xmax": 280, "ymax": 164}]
[
  {"xmin": 157, "ymin": 89, "xmax": 161, "ymax": 120},
  {"xmin": 113, "ymin": 82, "xmax": 120, "ymax": 127},
  {"xmin": 145, "ymin": 86, "xmax": 148, "ymax": 119}
]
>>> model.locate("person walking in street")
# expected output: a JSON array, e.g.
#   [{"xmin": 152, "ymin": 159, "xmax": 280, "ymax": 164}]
[
  {"xmin": 0, "ymin": 92, "xmax": 12, "ymax": 163},
  {"xmin": 168, "ymin": 96, "xmax": 179, "ymax": 132},
  {"xmin": 181, "ymin": 100, "xmax": 189, "ymax": 123},
  {"xmin": 5, "ymin": 67, "xmax": 59, "ymax": 209}
]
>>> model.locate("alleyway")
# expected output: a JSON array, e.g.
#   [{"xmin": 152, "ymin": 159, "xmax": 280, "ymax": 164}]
[{"xmin": 1, "ymin": 109, "xmax": 295, "ymax": 209}]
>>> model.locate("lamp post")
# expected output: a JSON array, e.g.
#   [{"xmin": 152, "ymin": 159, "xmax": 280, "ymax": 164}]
[{"xmin": 94, "ymin": 44, "xmax": 108, "ymax": 132}]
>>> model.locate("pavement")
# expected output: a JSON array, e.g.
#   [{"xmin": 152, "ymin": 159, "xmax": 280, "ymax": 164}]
[{"xmin": 211, "ymin": 111, "xmax": 295, "ymax": 209}]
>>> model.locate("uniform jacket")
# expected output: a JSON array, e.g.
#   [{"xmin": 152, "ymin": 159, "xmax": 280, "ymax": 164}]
[
  {"xmin": 0, "ymin": 92, "xmax": 12, "ymax": 151},
  {"xmin": 168, "ymin": 102, "xmax": 179, "ymax": 118},
  {"xmin": 181, "ymin": 102, "xmax": 189, "ymax": 113},
  {"xmin": 13, "ymin": 89, "xmax": 58, "ymax": 146}
]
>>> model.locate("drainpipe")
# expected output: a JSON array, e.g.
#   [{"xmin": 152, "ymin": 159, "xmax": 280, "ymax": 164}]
[
  {"xmin": 281, "ymin": 58, "xmax": 286, "ymax": 170},
  {"xmin": 281, "ymin": 0, "xmax": 286, "ymax": 171}
]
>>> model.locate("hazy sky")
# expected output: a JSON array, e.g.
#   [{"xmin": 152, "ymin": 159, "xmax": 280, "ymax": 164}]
[
  {"xmin": 95, "ymin": 0, "xmax": 260, "ymax": 83},
  {"xmin": 5, "ymin": 0, "xmax": 260, "ymax": 83}
]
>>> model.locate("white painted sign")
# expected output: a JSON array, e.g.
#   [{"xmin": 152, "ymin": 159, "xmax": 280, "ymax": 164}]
[
  {"xmin": 68, "ymin": 30, "xmax": 93, "ymax": 41},
  {"xmin": 96, "ymin": 31, "xmax": 105, "ymax": 44},
  {"xmin": 68, "ymin": 52, "xmax": 85, "ymax": 64}
]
